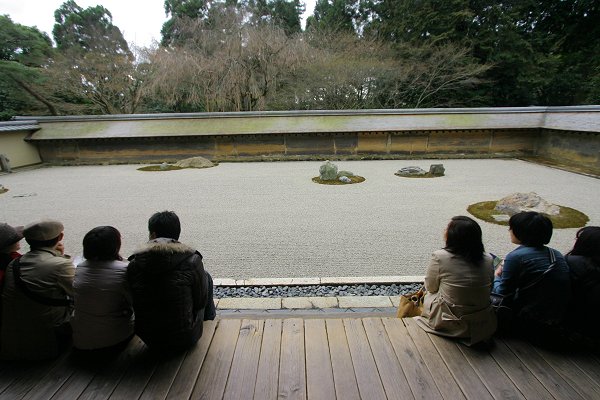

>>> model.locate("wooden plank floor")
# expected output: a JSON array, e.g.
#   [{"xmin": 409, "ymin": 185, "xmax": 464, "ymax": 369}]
[{"xmin": 1, "ymin": 317, "xmax": 599, "ymax": 399}]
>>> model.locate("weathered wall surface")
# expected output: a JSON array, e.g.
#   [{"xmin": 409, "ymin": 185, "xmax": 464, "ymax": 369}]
[
  {"xmin": 537, "ymin": 130, "xmax": 600, "ymax": 174},
  {"xmin": 0, "ymin": 131, "xmax": 41, "ymax": 168},
  {"xmin": 34, "ymin": 128, "xmax": 539, "ymax": 164},
  {"xmin": 13, "ymin": 106, "xmax": 600, "ymax": 173}
]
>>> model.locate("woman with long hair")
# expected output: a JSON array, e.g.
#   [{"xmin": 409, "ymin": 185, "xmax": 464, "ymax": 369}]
[
  {"xmin": 415, "ymin": 216, "xmax": 496, "ymax": 346},
  {"xmin": 564, "ymin": 226, "xmax": 600, "ymax": 341},
  {"xmin": 72, "ymin": 226, "xmax": 133, "ymax": 351}
]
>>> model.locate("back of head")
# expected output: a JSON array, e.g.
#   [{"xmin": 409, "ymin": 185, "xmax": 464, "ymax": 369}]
[
  {"xmin": 0, "ymin": 223, "xmax": 23, "ymax": 252},
  {"xmin": 445, "ymin": 215, "xmax": 485, "ymax": 264},
  {"xmin": 83, "ymin": 226, "xmax": 122, "ymax": 261},
  {"xmin": 509, "ymin": 211, "xmax": 553, "ymax": 247},
  {"xmin": 569, "ymin": 226, "xmax": 600, "ymax": 265},
  {"xmin": 148, "ymin": 211, "xmax": 181, "ymax": 240}
]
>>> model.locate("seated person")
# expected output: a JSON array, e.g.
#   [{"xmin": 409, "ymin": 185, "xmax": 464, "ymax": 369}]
[
  {"xmin": 0, "ymin": 223, "xmax": 23, "ymax": 271},
  {"xmin": 72, "ymin": 226, "xmax": 134, "ymax": 351},
  {"xmin": 492, "ymin": 211, "xmax": 571, "ymax": 340},
  {"xmin": 415, "ymin": 216, "xmax": 496, "ymax": 346},
  {"xmin": 127, "ymin": 211, "xmax": 216, "ymax": 351},
  {"xmin": 563, "ymin": 226, "xmax": 600, "ymax": 343},
  {"xmin": 1, "ymin": 220, "xmax": 74, "ymax": 360},
  {"xmin": 0, "ymin": 223, "xmax": 24, "ymax": 332}
]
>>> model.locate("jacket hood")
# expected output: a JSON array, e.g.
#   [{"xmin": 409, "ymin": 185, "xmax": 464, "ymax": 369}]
[
  {"xmin": 128, "ymin": 238, "xmax": 202, "ymax": 277},
  {"xmin": 132, "ymin": 238, "xmax": 196, "ymax": 256}
]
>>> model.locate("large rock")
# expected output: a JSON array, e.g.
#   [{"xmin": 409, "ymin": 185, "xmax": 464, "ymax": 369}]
[
  {"xmin": 337, "ymin": 170, "xmax": 354, "ymax": 178},
  {"xmin": 494, "ymin": 192, "xmax": 560, "ymax": 216},
  {"xmin": 174, "ymin": 156, "xmax": 215, "ymax": 169},
  {"xmin": 429, "ymin": 164, "xmax": 445, "ymax": 176},
  {"xmin": 319, "ymin": 161, "xmax": 338, "ymax": 180},
  {"xmin": 396, "ymin": 166, "xmax": 427, "ymax": 176}
]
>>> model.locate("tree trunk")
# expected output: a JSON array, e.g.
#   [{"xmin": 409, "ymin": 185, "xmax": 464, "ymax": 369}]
[{"xmin": 10, "ymin": 74, "xmax": 59, "ymax": 116}]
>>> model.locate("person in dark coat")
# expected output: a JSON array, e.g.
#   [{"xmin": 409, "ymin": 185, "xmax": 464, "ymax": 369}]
[
  {"xmin": 0, "ymin": 223, "xmax": 24, "ymax": 333},
  {"xmin": 564, "ymin": 226, "xmax": 600, "ymax": 344},
  {"xmin": 127, "ymin": 211, "xmax": 216, "ymax": 351}
]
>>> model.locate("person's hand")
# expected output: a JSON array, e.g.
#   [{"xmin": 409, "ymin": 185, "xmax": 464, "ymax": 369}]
[
  {"xmin": 55, "ymin": 242, "xmax": 65, "ymax": 255},
  {"xmin": 494, "ymin": 262, "xmax": 503, "ymax": 277}
]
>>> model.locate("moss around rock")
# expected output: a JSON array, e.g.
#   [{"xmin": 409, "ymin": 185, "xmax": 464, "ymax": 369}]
[
  {"xmin": 468, "ymin": 200, "xmax": 589, "ymax": 229},
  {"xmin": 137, "ymin": 164, "xmax": 184, "ymax": 171},
  {"xmin": 0, "ymin": 185, "xmax": 7, "ymax": 195},
  {"xmin": 312, "ymin": 176, "xmax": 366, "ymax": 185}
]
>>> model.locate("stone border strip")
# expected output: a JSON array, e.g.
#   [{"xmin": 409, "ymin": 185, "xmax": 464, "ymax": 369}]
[
  {"xmin": 215, "ymin": 296, "xmax": 401, "ymax": 311},
  {"xmin": 213, "ymin": 275, "xmax": 421, "ymax": 311},
  {"xmin": 213, "ymin": 275, "xmax": 424, "ymax": 287}
]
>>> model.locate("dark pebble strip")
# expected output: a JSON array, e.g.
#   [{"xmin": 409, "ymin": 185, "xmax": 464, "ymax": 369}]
[{"xmin": 214, "ymin": 283, "xmax": 423, "ymax": 299}]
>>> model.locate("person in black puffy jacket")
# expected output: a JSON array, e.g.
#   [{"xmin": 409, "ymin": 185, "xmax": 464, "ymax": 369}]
[
  {"xmin": 564, "ymin": 226, "xmax": 600, "ymax": 345},
  {"xmin": 127, "ymin": 211, "xmax": 216, "ymax": 351}
]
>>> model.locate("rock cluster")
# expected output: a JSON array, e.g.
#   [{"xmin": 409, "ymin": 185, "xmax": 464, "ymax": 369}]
[
  {"xmin": 494, "ymin": 192, "xmax": 560, "ymax": 216},
  {"xmin": 319, "ymin": 161, "xmax": 355, "ymax": 182},
  {"xmin": 214, "ymin": 283, "xmax": 422, "ymax": 298},
  {"xmin": 396, "ymin": 164, "xmax": 445, "ymax": 177}
]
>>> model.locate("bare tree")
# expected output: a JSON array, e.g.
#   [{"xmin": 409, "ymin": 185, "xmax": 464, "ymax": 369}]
[
  {"xmin": 145, "ymin": 13, "xmax": 309, "ymax": 112},
  {"xmin": 379, "ymin": 43, "xmax": 491, "ymax": 108}
]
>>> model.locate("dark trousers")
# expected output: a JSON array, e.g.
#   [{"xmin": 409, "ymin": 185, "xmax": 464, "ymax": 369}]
[{"xmin": 204, "ymin": 271, "xmax": 217, "ymax": 320}]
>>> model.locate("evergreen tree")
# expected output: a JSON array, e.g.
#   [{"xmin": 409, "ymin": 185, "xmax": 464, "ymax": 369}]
[
  {"xmin": 51, "ymin": 1, "xmax": 142, "ymax": 114},
  {"xmin": 0, "ymin": 15, "xmax": 57, "ymax": 117},
  {"xmin": 308, "ymin": 0, "xmax": 356, "ymax": 33}
]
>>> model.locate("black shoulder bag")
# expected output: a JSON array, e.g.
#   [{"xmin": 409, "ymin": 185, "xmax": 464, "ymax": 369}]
[
  {"xmin": 491, "ymin": 248, "xmax": 558, "ymax": 329},
  {"xmin": 11, "ymin": 257, "xmax": 73, "ymax": 307}
]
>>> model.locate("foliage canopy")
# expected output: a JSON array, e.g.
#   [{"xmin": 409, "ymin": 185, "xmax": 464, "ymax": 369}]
[{"xmin": 1, "ymin": 0, "xmax": 598, "ymax": 118}]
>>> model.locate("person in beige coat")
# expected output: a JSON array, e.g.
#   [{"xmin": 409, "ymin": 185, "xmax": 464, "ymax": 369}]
[
  {"xmin": 1, "ymin": 220, "xmax": 74, "ymax": 360},
  {"xmin": 415, "ymin": 216, "xmax": 497, "ymax": 346},
  {"xmin": 72, "ymin": 226, "xmax": 133, "ymax": 350}
]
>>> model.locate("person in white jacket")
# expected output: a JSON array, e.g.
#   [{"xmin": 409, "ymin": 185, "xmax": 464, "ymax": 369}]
[{"xmin": 72, "ymin": 226, "xmax": 133, "ymax": 351}]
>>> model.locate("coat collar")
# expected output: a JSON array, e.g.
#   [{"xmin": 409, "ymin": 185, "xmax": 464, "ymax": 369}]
[{"xmin": 132, "ymin": 237, "xmax": 195, "ymax": 255}]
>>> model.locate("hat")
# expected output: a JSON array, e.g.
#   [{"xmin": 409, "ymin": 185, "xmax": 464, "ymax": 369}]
[
  {"xmin": 23, "ymin": 220, "xmax": 64, "ymax": 241},
  {"xmin": 0, "ymin": 223, "xmax": 24, "ymax": 249}
]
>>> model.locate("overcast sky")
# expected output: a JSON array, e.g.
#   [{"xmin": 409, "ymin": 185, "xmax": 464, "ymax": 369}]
[{"xmin": 1, "ymin": 0, "xmax": 316, "ymax": 48}]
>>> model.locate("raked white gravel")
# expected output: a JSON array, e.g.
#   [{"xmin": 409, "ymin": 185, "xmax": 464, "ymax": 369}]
[{"xmin": 1, "ymin": 159, "xmax": 598, "ymax": 279}]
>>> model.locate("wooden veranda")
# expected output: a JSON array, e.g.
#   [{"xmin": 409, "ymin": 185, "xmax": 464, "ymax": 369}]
[{"xmin": 1, "ymin": 316, "xmax": 599, "ymax": 399}]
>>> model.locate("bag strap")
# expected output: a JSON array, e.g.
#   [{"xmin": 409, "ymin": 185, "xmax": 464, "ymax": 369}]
[
  {"xmin": 11, "ymin": 257, "xmax": 73, "ymax": 307},
  {"xmin": 517, "ymin": 248, "xmax": 559, "ymax": 293}
]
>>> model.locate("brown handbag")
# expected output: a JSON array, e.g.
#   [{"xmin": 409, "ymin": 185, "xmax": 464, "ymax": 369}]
[{"xmin": 396, "ymin": 287, "xmax": 425, "ymax": 318}]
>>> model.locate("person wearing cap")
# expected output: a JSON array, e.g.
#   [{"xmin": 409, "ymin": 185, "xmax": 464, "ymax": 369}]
[
  {"xmin": 1, "ymin": 219, "xmax": 75, "ymax": 360},
  {"xmin": 0, "ymin": 223, "xmax": 24, "ymax": 333},
  {"xmin": 127, "ymin": 211, "xmax": 216, "ymax": 351}
]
